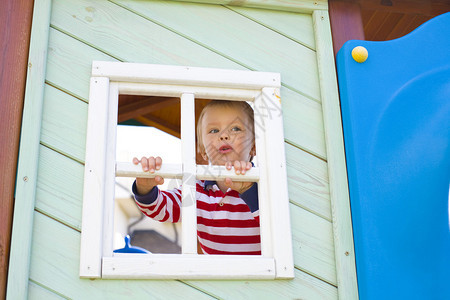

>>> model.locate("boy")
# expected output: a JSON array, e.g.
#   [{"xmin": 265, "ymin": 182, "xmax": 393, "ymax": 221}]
[{"xmin": 132, "ymin": 100, "xmax": 259, "ymax": 255}]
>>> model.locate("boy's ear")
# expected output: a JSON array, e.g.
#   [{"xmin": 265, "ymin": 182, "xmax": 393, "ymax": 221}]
[
  {"xmin": 199, "ymin": 148, "xmax": 208, "ymax": 161},
  {"xmin": 250, "ymin": 144, "xmax": 256, "ymax": 156}
]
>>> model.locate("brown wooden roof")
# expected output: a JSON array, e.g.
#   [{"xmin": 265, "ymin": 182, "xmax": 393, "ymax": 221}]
[
  {"xmin": 118, "ymin": 95, "xmax": 211, "ymax": 139},
  {"xmin": 359, "ymin": 0, "xmax": 450, "ymax": 41}
]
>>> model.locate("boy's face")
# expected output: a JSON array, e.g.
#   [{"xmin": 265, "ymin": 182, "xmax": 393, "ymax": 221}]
[{"xmin": 201, "ymin": 105, "xmax": 255, "ymax": 166}]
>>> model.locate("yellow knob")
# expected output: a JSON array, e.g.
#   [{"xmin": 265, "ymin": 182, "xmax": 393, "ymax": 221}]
[{"xmin": 352, "ymin": 46, "xmax": 368, "ymax": 63}]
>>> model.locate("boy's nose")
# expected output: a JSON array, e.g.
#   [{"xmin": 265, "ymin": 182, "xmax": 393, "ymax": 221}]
[{"xmin": 220, "ymin": 133, "xmax": 229, "ymax": 140}]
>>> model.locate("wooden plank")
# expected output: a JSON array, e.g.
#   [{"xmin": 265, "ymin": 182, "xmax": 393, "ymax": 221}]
[
  {"xmin": 6, "ymin": 1, "xmax": 52, "ymax": 299},
  {"xmin": 254, "ymin": 92, "xmax": 274, "ymax": 258},
  {"xmin": 180, "ymin": 93, "xmax": 197, "ymax": 254},
  {"xmin": 227, "ymin": 5, "xmax": 316, "ymax": 50},
  {"xmin": 46, "ymin": 28, "xmax": 117, "ymax": 101},
  {"xmin": 118, "ymin": 96, "xmax": 179, "ymax": 123},
  {"xmin": 184, "ymin": 266, "xmax": 337, "ymax": 300},
  {"xmin": 281, "ymin": 87, "xmax": 326, "ymax": 160},
  {"xmin": 28, "ymin": 281, "xmax": 66, "ymax": 300},
  {"xmin": 358, "ymin": 0, "xmax": 450, "ymax": 16},
  {"xmin": 35, "ymin": 145, "xmax": 84, "ymax": 231},
  {"xmin": 405, "ymin": 14, "xmax": 433, "ymax": 36},
  {"xmin": 30, "ymin": 211, "xmax": 216, "ymax": 300},
  {"xmin": 136, "ymin": 115, "xmax": 181, "ymax": 139},
  {"xmin": 93, "ymin": 61, "xmax": 280, "ymax": 89},
  {"xmin": 363, "ymin": 9, "xmax": 386, "ymax": 41},
  {"xmin": 102, "ymin": 83, "xmax": 120, "ymax": 258},
  {"xmin": 285, "ymin": 143, "xmax": 331, "ymax": 221},
  {"xmin": 328, "ymin": 0, "xmax": 365, "ymax": 55},
  {"xmin": 290, "ymin": 203, "xmax": 336, "ymax": 285},
  {"xmin": 385, "ymin": 13, "xmax": 417, "ymax": 40},
  {"xmin": 168, "ymin": 0, "xmax": 328, "ymax": 13},
  {"xmin": 116, "ymin": 162, "xmax": 260, "ymax": 182},
  {"xmin": 116, "ymin": 162, "xmax": 183, "ymax": 179},
  {"xmin": 47, "ymin": 27, "xmax": 256, "ymax": 100},
  {"xmin": 260, "ymin": 88, "xmax": 294, "ymax": 278},
  {"xmin": 364, "ymin": 10, "xmax": 390, "ymax": 41},
  {"xmin": 118, "ymin": 81, "xmax": 259, "ymax": 101},
  {"xmin": 195, "ymin": 165, "xmax": 260, "ymax": 182},
  {"xmin": 313, "ymin": 10, "xmax": 359, "ymax": 299},
  {"xmin": 79, "ymin": 77, "xmax": 110, "ymax": 278},
  {"xmin": 111, "ymin": 0, "xmax": 320, "ymax": 100},
  {"xmin": 0, "ymin": 0, "xmax": 34, "ymax": 297},
  {"xmin": 51, "ymin": 0, "xmax": 247, "ymax": 73},
  {"xmin": 360, "ymin": 7, "xmax": 374, "ymax": 28},
  {"xmin": 103, "ymin": 255, "xmax": 275, "ymax": 279},
  {"xmin": 373, "ymin": 11, "xmax": 404, "ymax": 41},
  {"xmin": 40, "ymin": 84, "xmax": 88, "ymax": 163}
]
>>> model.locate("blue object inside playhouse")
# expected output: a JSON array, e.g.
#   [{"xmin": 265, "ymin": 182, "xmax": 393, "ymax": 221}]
[
  {"xmin": 113, "ymin": 235, "xmax": 150, "ymax": 254},
  {"xmin": 337, "ymin": 12, "xmax": 450, "ymax": 300}
]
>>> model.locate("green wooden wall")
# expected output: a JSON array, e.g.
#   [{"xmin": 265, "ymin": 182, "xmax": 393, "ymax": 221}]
[{"xmin": 8, "ymin": 0, "xmax": 357, "ymax": 299}]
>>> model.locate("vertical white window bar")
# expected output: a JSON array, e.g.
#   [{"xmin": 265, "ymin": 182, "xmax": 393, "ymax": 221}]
[
  {"xmin": 180, "ymin": 93, "xmax": 197, "ymax": 254},
  {"xmin": 80, "ymin": 77, "xmax": 110, "ymax": 278},
  {"xmin": 253, "ymin": 92, "xmax": 273, "ymax": 258},
  {"xmin": 103, "ymin": 82, "xmax": 119, "ymax": 258},
  {"xmin": 261, "ymin": 87, "xmax": 293, "ymax": 278}
]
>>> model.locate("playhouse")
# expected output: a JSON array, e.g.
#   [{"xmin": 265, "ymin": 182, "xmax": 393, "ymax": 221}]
[{"xmin": 1, "ymin": 0, "xmax": 449, "ymax": 299}]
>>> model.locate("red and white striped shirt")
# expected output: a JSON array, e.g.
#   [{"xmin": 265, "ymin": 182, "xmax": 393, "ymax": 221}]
[{"xmin": 133, "ymin": 180, "xmax": 260, "ymax": 255}]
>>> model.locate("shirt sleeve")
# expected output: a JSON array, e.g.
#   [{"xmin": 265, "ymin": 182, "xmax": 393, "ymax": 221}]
[
  {"xmin": 132, "ymin": 180, "xmax": 182, "ymax": 223},
  {"xmin": 132, "ymin": 181, "xmax": 159, "ymax": 204},
  {"xmin": 239, "ymin": 183, "xmax": 259, "ymax": 214}
]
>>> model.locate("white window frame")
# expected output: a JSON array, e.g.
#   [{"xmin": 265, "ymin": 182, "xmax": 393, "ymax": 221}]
[{"xmin": 79, "ymin": 61, "xmax": 293, "ymax": 279}]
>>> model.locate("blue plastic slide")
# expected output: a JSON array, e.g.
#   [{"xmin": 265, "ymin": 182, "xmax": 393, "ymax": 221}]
[{"xmin": 337, "ymin": 12, "xmax": 450, "ymax": 300}]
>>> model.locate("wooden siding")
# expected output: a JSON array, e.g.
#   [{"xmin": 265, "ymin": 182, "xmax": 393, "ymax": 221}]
[
  {"xmin": 0, "ymin": 1, "xmax": 34, "ymax": 298},
  {"xmin": 9, "ymin": 0, "xmax": 354, "ymax": 298},
  {"xmin": 313, "ymin": 10, "xmax": 357, "ymax": 298},
  {"xmin": 6, "ymin": 1, "xmax": 52, "ymax": 299}
]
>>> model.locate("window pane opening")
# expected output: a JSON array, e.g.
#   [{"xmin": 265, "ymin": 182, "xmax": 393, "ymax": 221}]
[
  {"xmin": 194, "ymin": 99, "xmax": 261, "ymax": 256},
  {"xmin": 114, "ymin": 95, "xmax": 184, "ymax": 254}
]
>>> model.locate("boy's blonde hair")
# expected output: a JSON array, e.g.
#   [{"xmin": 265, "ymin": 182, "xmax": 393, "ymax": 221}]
[{"xmin": 197, "ymin": 100, "xmax": 255, "ymax": 159}]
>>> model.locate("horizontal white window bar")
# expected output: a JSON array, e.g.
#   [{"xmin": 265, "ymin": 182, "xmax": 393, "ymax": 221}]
[
  {"xmin": 117, "ymin": 82, "xmax": 259, "ymax": 101},
  {"xmin": 92, "ymin": 61, "xmax": 280, "ymax": 89},
  {"xmin": 116, "ymin": 162, "xmax": 183, "ymax": 179},
  {"xmin": 196, "ymin": 164, "xmax": 259, "ymax": 182},
  {"xmin": 103, "ymin": 255, "xmax": 275, "ymax": 279},
  {"xmin": 116, "ymin": 162, "xmax": 259, "ymax": 182}
]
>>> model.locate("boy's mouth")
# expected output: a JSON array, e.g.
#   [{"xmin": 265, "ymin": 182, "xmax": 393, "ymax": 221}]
[{"xmin": 219, "ymin": 145, "xmax": 233, "ymax": 154}]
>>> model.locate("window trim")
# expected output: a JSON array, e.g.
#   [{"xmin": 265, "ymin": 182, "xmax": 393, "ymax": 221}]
[{"xmin": 79, "ymin": 61, "xmax": 293, "ymax": 279}]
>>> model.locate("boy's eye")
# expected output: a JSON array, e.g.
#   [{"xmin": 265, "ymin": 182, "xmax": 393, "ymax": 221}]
[
  {"xmin": 230, "ymin": 126, "xmax": 242, "ymax": 132},
  {"xmin": 208, "ymin": 129, "xmax": 219, "ymax": 134}
]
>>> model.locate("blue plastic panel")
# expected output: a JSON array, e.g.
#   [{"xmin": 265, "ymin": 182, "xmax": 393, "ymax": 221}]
[{"xmin": 337, "ymin": 13, "xmax": 450, "ymax": 300}]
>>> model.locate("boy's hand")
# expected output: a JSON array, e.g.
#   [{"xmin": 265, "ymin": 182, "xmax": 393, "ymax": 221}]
[
  {"xmin": 224, "ymin": 161, "xmax": 253, "ymax": 194},
  {"xmin": 133, "ymin": 156, "xmax": 164, "ymax": 195}
]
